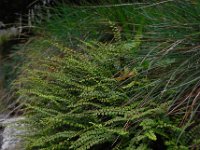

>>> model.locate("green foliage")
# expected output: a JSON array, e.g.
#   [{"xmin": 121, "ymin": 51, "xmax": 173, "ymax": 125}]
[
  {"xmin": 13, "ymin": 0, "xmax": 200, "ymax": 149},
  {"xmin": 14, "ymin": 37, "xmax": 189, "ymax": 149},
  {"xmin": 14, "ymin": 37, "xmax": 145, "ymax": 149}
]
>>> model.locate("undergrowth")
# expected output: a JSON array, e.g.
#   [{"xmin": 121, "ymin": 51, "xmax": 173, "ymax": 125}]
[{"xmin": 13, "ymin": 0, "xmax": 200, "ymax": 149}]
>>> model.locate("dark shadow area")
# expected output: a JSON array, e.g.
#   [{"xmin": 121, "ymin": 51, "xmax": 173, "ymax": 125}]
[{"xmin": 0, "ymin": 125, "xmax": 4, "ymax": 149}]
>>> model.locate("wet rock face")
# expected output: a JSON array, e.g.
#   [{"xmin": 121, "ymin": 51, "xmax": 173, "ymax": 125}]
[{"xmin": 0, "ymin": 117, "xmax": 25, "ymax": 150}]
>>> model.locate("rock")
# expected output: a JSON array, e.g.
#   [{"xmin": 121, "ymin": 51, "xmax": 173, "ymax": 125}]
[
  {"xmin": 0, "ymin": 126, "xmax": 3, "ymax": 148},
  {"xmin": 0, "ymin": 117, "xmax": 25, "ymax": 150},
  {"xmin": 0, "ymin": 27, "xmax": 19, "ymax": 39},
  {"xmin": 0, "ymin": 22, "xmax": 5, "ymax": 29}
]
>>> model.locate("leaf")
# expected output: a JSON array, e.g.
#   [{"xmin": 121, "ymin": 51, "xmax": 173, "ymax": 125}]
[
  {"xmin": 115, "ymin": 68, "xmax": 138, "ymax": 81},
  {"xmin": 145, "ymin": 130, "xmax": 157, "ymax": 141}
]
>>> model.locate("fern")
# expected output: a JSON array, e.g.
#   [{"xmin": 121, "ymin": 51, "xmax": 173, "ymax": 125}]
[
  {"xmin": 13, "ymin": 1, "xmax": 200, "ymax": 149},
  {"xmin": 15, "ymin": 36, "xmax": 185, "ymax": 149}
]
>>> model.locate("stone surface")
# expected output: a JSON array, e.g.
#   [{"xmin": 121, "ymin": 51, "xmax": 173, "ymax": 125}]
[
  {"xmin": 0, "ymin": 126, "xmax": 3, "ymax": 148},
  {"xmin": 0, "ymin": 116, "xmax": 25, "ymax": 150}
]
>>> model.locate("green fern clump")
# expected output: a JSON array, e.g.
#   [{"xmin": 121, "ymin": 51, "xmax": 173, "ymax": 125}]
[
  {"xmin": 13, "ymin": 0, "xmax": 200, "ymax": 149},
  {"xmin": 14, "ymin": 36, "xmax": 189, "ymax": 149}
]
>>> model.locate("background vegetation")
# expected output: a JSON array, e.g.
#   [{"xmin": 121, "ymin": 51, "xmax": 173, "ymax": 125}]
[{"xmin": 8, "ymin": 0, "xmax": 200, "ymax": 149}]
